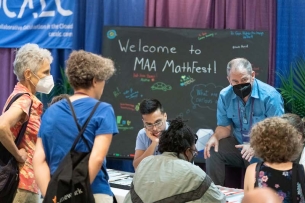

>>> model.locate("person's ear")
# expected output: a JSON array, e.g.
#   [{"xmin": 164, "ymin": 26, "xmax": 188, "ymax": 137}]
[
  {"xmin": 251, "ymin": 71, "xmax": 255, "ymax": 80},
  {"xmin": 92, "ymin": 77, "xmax": 97, "ymax": 87},
  {"xmin": 183, "ymin": 150, "xmax": 191, "ymax": 162},
  {"xmin": 24, "ymin": 69, "xmax": 32, "ymax": 80},
  {"xmin": 227, "ymin": 76, "xmax": 231, "ymax": 85},
  {"xmin": 164, "ymin": 113, "xmax": 167, "ymax": 119}
]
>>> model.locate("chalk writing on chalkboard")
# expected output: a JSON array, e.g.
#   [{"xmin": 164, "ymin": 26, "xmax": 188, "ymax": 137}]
[
  {"xmin": 231, "ymin": 31, "xmax": 264, "ymax": 39},
  {"xmin": 116, "ymin": 115, "xmax": 134, "ymax": 131},
  {"xmin": 102, "ymin": 26, "xmax": 269, "ymax": 163},
  {"xmin": 190, "ymin": 83, "xmax": 223, "ymax": 111}
]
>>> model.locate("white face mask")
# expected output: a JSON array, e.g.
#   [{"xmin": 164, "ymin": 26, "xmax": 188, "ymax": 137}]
[{"xmin": 32, "ymin": 73, "xmax": 54, "ymax": 94}]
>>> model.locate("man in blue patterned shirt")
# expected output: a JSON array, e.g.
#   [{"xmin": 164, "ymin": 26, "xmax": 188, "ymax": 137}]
[{"xmin": 204, "ymin": 58, "xmax": 284, "ymax": 185}]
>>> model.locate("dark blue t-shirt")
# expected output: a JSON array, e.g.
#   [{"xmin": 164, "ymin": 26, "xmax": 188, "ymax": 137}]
[{"xmin": 38, "ymin": 97, "xmax": 118, "ymax": 196}]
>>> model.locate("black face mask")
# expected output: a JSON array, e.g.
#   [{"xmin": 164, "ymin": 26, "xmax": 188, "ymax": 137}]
[{"xmin": 233, "ymin": 83, "xmax": 252, "ymax": 99}]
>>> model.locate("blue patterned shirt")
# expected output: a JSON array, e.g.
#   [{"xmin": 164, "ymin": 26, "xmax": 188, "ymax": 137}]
[{"xmin": 217, "ymin": 79, "xmax": 284, "ymax": 143}]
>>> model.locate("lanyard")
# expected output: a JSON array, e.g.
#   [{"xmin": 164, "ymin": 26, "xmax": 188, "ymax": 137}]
[{"xmin": 238, "ymin": 98, "xmax": 254, "ymax": 134}]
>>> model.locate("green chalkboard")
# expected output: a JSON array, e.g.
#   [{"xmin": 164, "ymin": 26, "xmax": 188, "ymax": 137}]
[{"xmin": 102, "ymin": 26, "xmax": 269, "ymax": 163}]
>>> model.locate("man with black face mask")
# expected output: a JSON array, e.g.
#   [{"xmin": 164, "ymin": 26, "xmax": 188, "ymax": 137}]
[{"xmin": 204, "ymin": 58, "xmax": 284, "ymax": 186}]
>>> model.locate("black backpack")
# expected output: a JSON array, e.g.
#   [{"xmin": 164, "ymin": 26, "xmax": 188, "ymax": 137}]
[
  {"xmin": 43, "ymin": 98, "xmax": 100, "ymax": 203},
  {"xmin": 0, "ymin": 93, "xmax": 33, "ymax": 203}
]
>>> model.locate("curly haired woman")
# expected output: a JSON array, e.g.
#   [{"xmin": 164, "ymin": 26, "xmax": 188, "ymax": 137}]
[
  {"xmin": 244, "ymin": 117, "xmax": 305, "ymax": 202},
  {"xmin": 33, "ymin": 50, "xmax": 118, "ymax": 203}
]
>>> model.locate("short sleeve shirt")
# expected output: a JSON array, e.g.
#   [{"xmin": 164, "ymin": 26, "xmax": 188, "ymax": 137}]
[
  {"xmin": 2, "ymin": 82, "xmax": 43, "ymax": 193},
  {"xmin": 38, "ymin": 97, "xmax": 118, "ymax": 196},
  {"xmin": 217, "ymin": 79, "xmax": 284, "ymax": 143},
  {"xmin": 135, "ymin": 122, "xmax": 169, "ymax": 155}
]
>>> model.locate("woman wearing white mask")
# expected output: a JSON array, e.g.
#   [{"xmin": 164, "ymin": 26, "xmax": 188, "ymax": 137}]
[{"xmin": 0, "ymin": 43, "xmax": 53, "ymax": 203}]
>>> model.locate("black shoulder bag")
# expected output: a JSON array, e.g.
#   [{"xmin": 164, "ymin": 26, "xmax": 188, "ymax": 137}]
[
  {"xmin": 0, "ymin": 93, "xmax": 33, "ymax": 203},
  {"xmin": 43, "ymin": 97, "xmax": 100, "ymax": 203}
]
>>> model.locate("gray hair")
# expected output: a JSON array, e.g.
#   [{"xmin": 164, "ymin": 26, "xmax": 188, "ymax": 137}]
[
  {"xmin": 226, "ymin": 58, "xmax": 252, "ymax": 76},
  {"xmin": 13, "ymin": 43, "xmax": 53, "ymax": 81}
]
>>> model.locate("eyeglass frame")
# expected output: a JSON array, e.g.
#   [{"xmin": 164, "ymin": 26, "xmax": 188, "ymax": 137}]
[
  {"xmin": 190, "ymin": 148, "xmax": 198, "ymax": 158},
  {"xmin": 143, "ymin": 119, "xmax": 164, "ymax": 130}
]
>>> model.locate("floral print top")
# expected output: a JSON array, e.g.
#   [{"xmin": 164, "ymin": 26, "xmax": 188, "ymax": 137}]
[{"xmin": 255, "ymin": 163, "xmax": 305, "ymax": 203}]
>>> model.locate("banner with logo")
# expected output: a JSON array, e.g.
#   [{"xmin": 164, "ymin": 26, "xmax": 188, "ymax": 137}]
[{"xmin": 0, "ymin": 0, "xmax": 74, "ymax": 48}]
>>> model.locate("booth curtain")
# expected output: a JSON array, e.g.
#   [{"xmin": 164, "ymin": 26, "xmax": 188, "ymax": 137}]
[
  {"xmin": 275, "ymin": 0, "xmax": 305, "ymax": 87},
  {"xmin": 0, "ymin": 0, "xmax": 145, "ymax": 110},
  {"xmin": 145, "ymin": 0, "xmax": 277, "ymax": 85}
]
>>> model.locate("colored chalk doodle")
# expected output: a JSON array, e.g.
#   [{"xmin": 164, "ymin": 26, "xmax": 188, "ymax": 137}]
[
  {"xmin": 116, "ymin": 115, "xmax": 134, "ymax": 131},
  {"xmin": 190, "ymin": 83, "xmax": 223, "ymax": 110},
  {"xmin": 180, "ymin": 75, "xmax": 195, "ymax": 86},
  {"xmin": 113, "ymin": 87, "xmax": 121, "ymax": 97},
  {"xmin": 230, "ymin": 31, "xmax": 264, "ymax": 39},
  {"xmin": 176, "ymin": 109, "xmax": 191, "ymax": 118},
  {"xmin": 135, "ymin": 103, "xmax": 140, "ymax": 111},
  {"xmin": 107, "ymin": 30, "xmax": 117, "ymax": 39},
  {"xmin": 151, "ymin": 82, "xmax": 172, "ymax": 91},
  {"xmin": 120, "ymin": 103, "xmax": 135, "ymax": 111},
  {"xmin": 198, "ymin": 32, "xmax": 217, "ymax": 40},
  {"xmin": 133, "ymin": 73, "xmax": 157, "ymax": 82},
  {"xmin": 123, "ymin": 88, "xmax": 140, "ymax": 99}
]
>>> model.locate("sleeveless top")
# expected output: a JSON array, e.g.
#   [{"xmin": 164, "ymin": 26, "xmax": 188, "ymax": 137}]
[{"xmin": 255, "ymin": 162, "xmax": 305, "ymax": 203}]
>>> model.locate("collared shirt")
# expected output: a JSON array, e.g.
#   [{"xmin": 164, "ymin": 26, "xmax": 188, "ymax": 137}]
[
  {"xmin": 217, "ymin": 79, "xmax": 284, "ymax": 143},
  {"xmin": 2, "ymin": 82, "xmax": 43, "ymax": 194},
  {"xmin": 135, "ymin": 122, "xmax": 169, "ymax": 155}
]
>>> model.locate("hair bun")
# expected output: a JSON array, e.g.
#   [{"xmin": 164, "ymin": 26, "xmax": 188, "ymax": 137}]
[{"xmin": 169, "ymin": 117, "xmax": 187, "ymax": 131}]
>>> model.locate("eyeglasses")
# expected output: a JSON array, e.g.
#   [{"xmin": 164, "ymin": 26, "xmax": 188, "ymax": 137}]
[
  {"xmin": 194, "ymin": 134, "xmax": 198, "ymax": 144},
  {"xmin": 144, "ymin": 120, "xmax": 164, "ymax": 130},
  {"xmin": 190, "ymin": 148, "xmax": 198, "ymax": 158}
]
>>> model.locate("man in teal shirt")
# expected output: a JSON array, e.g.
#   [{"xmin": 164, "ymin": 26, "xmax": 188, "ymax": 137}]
[{"xmin": 204, "ymin": 58, "xmax": 284, "ymax": 185}]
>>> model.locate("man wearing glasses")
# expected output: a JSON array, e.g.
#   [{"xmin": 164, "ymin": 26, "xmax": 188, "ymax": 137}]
[
  {"xmin": 204, "ymin": 58, "xmax": 284, "ymax": 185},
  {"xmin": 133, "ymin": 99, "xmax": 168, "ymax": 169}
]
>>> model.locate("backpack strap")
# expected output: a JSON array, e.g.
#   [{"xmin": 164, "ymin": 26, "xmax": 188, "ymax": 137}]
[
  {"xmin": 297, "ymin": 164, "xmax": 305, "ymax": 199},
  {"xmin": 254, "ymin": 161, "xmax": 263, "ymax": 187},
  {"xmin": 292, "ymin": 163, "xmax": 298, "ymax": 203},
  {"xmin": 63, "ymin": 95, "xmax": 82, "ymax": 131},
  {"xmin": 4, "ymin": 93, "xmax": 33, "ymax": 146},
  {"xmin": 65, "ymin": 97, "xmax": 100, "ymax": 151}
]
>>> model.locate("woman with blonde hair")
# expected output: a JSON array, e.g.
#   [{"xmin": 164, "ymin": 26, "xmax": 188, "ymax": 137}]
[{"xmin": 244, "ymin": 117, "xmax": 305, "ymax": 202}]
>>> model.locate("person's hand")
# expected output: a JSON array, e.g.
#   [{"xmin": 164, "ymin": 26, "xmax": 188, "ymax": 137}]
[
  {"xmin": 204, "ymin": 135, "xmax": 219, "ymax": 159},
  {"xmin": 235, "ymin": 144, "xmax": 254, "ymax": 162},
  {"xmin": 16, "ymin": 148, "xmax": 27, "ymax": 163},
  {"xmin": 145, "ymin": 128, "xmax": 159, "ymax": 144}
]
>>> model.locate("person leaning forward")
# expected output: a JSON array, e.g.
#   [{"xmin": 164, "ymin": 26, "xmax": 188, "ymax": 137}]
[
  {"xmin": 124, "ymin": 117, "xmax": 225, "ymax": 203},
  {"xmin": 133, "ymin": 99, "xmax": 168, "ymax": 169},
  {"xmin": 204, "ymin": 58, "xmax": 284, "ymax": 185}
]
